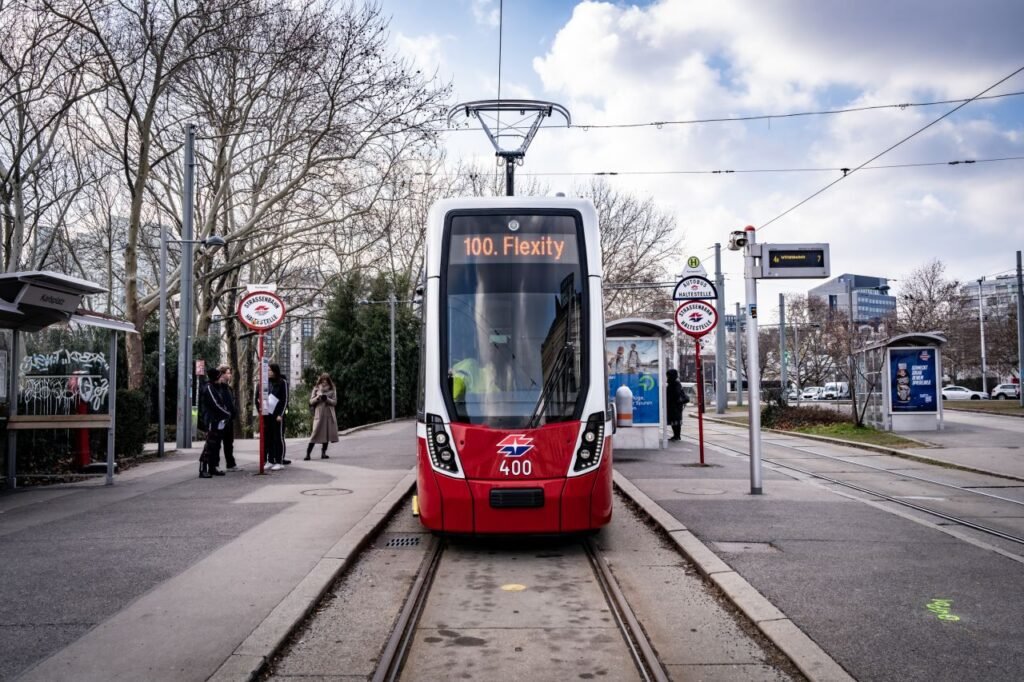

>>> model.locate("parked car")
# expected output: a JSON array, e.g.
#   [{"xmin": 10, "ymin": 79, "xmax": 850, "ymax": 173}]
[
  {"xmin": 786, "ymin": 388, "xmax": 799, "ymax": 401},
  {"xmin": 990, "ymin": 384, "xmax": 1020, "ymax": 400},
  {"xmin": 941, "ymin": 385, "xmax": 989, "ymax": 400},
  {"xmin": 801, "ymin": 386, "xmax": 823, "ymax": 400},
  {"xmin": 822, "ymin": 381, "xmax": 849, "ymax": 400}
]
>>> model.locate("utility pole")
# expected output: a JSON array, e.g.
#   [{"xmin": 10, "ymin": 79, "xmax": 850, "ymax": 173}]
[
  {"xmin": 742, "ymin": 226, "xmax": 763, "ymax": 495},
  {"xmin": 779, "ymin": 293, "xmax": 787, "ymax": 400},
  {"xmin": 735, "ymin": 302, "xmax": 744, "ymax": 407},
  {"xmin": 1017, "ymin": 251, "xmax": 1024, "ymax": 407},
  {"xmin": 389, "ymin": 292, "xmax": 397, "ymax": 421},
  {"xmin": 176, "ymin": 123, "xmax": 196, "ymax": 449},
  {"xmin": 978, "ymin": 278, "xmax": 988, "ymax": 394},
  {"xmin": 715, "ymin": 243, "xmax": 727, "ymax": 413}
]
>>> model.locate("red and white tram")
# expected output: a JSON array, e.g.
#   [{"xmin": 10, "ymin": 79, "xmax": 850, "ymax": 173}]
[{"xmin": 416, "ymin": 196, "xmax": 613, "ymax": 534}]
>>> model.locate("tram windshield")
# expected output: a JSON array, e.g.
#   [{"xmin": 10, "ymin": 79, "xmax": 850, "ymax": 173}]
[{"xmin": 444, "ymin": 213, "xmax": 586, "ymax": 428}]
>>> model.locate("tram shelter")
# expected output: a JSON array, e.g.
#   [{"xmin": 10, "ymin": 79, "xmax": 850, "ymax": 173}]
[
  {"xmin": 606, "ymin": 318, "xmax": 671, "ymax": 449},
  {"xmin": 855, "ymin": 332, "xmax": 946, "ymax": 432},
  {"xmin": 0, "ymin": 271, "xmax": 135, "ymax": 489}
]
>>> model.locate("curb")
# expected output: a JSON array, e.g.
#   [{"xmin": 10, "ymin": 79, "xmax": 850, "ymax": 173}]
[
  {"xmin": 340, "ymin": 417, "xmax": 413, "ymax": 437},
  {"xmin": 209, "ymin": 468, "xmax": 417, "ymax": 682},
  {"xmin": 613, "ymin": 471, "xmax": 854, "ymax": 682},
  {"xmin": 944, "ymin": 406, "xmax": 1024, "ymax": 419}
]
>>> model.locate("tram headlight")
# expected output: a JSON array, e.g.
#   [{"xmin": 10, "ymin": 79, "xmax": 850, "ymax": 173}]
[
  {"xmin": 425, "ymin": 414, "xmax": 459, "ymax": 474},
  {"xmin": 573, "ymin": 412, "xmax": 606, "ymax": 473}
]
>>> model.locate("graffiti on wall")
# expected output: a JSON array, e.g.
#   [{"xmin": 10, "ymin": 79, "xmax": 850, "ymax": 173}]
[{"xmin": 18, "ymin": 349, "xmax": 110, "ymax": 415}]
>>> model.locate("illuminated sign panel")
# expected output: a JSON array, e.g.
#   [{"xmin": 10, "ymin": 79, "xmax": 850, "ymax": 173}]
[
  {"xmin": 448, "ymin": 214, "xmax": 580, "ymax": 264},
  {"xmin": 759, "ymin": 243, "xmax": 830, "ymax": 279}
]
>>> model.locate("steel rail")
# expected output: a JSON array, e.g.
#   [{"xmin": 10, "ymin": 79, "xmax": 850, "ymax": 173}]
[
  {"xmin": 371, "ymin": 536, "xmax": 445, "ymax": 682},
  {"xmin": 702, "ymin": 423, "xmax": 1024, "ymax": 506},
  {"xmin": 583, "ymin": 538, "xmax": 670, "ymax": 682},
  {"xmin": 690, "ymin": 433, "xmax": 1024, "ymax": 547}
]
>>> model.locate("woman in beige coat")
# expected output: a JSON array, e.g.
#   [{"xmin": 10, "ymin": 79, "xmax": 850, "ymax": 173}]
[{"xmin": 305, "ymin": 373, "xmax": 339, "ymax": 460}]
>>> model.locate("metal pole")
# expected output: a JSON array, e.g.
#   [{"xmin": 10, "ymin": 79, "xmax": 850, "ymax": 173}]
[
  {"xmin": 107, "ymin": 332, "xmax": 117, "ymax": 485},
  {"xmin": 794, "ymin": 323, "xmax": 801, "ymax": 405},
  {"xmin": 978, "ymin": 278, "xmax": 988, "ymax": 394},
  {"xmin": 389, "ymin": 292, "xmax": 396, "ymax": 421},
  {"xmin": 1017, "ymin": 251, "xmax": 1024, "ymax": 407},
  {"xmin": 779, "ymin": 293, "xmax": 787, "ymax": 399},
  {"xmin": 715, "ymin": 243, "xmax": 727, "ymax": 414},
  {"xmin": 158, "ymin": 224, "xmax": 167, "ymax": 457},
  {"xmin": 735, "ymin": 302, "xmax": 744, "ymax": 407},
  {"xmin": 6, "ymin": 331, "xmax": 19, "ymax": 489},
  {"xmin": 177, "ymin": 123, "xmax": 196, "ymax": 448},
  {"xmin": 743, "ymin": 226, "xmax": 763, "ymax": 495},
  {"xmin": 258, "ymin": 334, "xmax": 266, "ymax": 474},
  {"xmin": 847, "ymin": 285, "xmax": 858, "ymax": 423},
  {"xmin": 695, "ymin": 338, "xmax": 706, "ymax": 465},
  {"xmin": 672, "ymin": 326, "xmax": 678, "ymax": 372}
]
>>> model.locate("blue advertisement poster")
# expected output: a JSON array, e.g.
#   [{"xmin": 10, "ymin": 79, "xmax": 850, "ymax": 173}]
[
  {"xmin": 889, "ymin": 347, "xmax": 938, "ymax": 413},
  {"xmin": 607, "ymin": 338, "xmax": 660, "ymax": 424}
]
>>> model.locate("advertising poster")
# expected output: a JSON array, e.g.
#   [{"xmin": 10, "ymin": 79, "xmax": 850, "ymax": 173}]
[
  {"xmin": 889, "ymin": 347, "xmax": 938, "ymax": 413},
  {"xmin": 606, "ymin": 338, "xmax": 660, "ymax": 424}
]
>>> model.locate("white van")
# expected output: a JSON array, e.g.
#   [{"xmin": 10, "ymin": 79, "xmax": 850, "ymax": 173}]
[{"xmin": 822, "ymin": 381, "xmax": 849, "ymax": 400}]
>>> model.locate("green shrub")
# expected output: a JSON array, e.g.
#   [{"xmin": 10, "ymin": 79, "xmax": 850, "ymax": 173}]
[
  {"xmin": 761, "ymin": 405, "xmax": 849, "ymax": 430},
  {"xmin": 115, "ymin": 389, "xmax": 149, "ymax": 457},
  {"xmin": 285, "ymin": 384, "xmax": 313, "ymax": 438}
]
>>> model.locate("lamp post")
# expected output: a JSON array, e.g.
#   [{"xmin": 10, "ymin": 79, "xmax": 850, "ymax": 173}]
[
  {"xmin": 359, "ymin": 294, "xmax": 407, "ymax": 421},
  {"xmin": 159, "ymin": 229, "xmax": 225, "ymax": 454},
  {"xmin": 977, "ymin": 277, "xmax": 988, "ymax": 394}
]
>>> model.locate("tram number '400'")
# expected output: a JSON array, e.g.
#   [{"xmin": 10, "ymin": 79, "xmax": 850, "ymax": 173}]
[{"xmin": 500, "ymin": 459, "xmax": 532, "ymax": 476}]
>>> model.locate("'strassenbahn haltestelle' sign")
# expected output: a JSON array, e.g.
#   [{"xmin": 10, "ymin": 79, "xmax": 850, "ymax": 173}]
[{"xmin": 237, "ymin": 290, "xmax": 286, "ymax": 332}]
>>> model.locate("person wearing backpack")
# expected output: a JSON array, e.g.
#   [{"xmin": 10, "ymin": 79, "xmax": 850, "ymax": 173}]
[
  {"xmin": 198, "ymin": 367, "xmax": 231, "ymax": 478},
  {"xmin": 666, "ymin": 368, "xmax": 689, "ymax": 442}
]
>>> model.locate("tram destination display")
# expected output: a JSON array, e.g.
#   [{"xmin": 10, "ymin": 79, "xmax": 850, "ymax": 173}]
[{"xmin": 448, "ymin": 214, "xmax": 580, "ymax": 265}]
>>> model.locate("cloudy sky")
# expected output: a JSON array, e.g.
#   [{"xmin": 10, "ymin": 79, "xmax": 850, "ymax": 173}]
[{"xmin": 386, "ymin": 0, "xmax": 1024, "ymax": 320}]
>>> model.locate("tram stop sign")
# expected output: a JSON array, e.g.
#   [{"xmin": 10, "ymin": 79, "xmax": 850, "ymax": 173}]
[{"xmin": 675, "ymin": 300, "xmax": 718, "ymax": 338}]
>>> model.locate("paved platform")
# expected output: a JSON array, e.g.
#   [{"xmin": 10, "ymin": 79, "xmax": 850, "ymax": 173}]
[
  {"xmin": 614, "ymin": 417, "xmax": 1024, "ymax": 682},
  {"xmin": 0, "ymin": 422, "xmax": 416, "ymax": 682}
]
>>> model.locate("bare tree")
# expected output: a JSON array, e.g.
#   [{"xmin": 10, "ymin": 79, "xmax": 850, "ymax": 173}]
[{"xmin": 0, "ymin": 0, "xmax": 103, "ymax": 271}]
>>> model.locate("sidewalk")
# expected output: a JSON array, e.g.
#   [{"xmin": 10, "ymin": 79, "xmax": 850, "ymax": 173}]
[
  {"xmin": 0, "ymin": 422, "xmax": 416, "ymax": 682},
  {"xmin": 613, "ymin": 419, "xmax": 1024, "ymax": 681}
]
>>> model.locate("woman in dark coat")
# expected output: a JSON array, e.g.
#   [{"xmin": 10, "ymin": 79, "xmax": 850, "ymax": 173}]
[
  {"xmin": 305, "ymin": 373, "xmax": 339, "ymax": 460},
  {"xmin": 666, "ymin": 368, "xmax": 688, "ymax": 441}
]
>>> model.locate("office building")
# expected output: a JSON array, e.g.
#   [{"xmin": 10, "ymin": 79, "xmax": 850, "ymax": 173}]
[{"xmin": 808, "ymin": 274, "xmax": 896, "ymax": 323}]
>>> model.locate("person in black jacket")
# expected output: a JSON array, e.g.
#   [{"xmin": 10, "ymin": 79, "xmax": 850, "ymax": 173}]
[
  {"xmin": 198, "ymin": 367, "xmax": 231, "ymax": 478},
  {"xmin": 261, "ymin": 363, "xmax": 290, "ymax": 470},
  {"xmin": 215, "ymin": 365, "xmax": 239, "ymax": 471},
  {"xmin": 666, "ymin": 368, "xmax": 689, "ymax": 441}
]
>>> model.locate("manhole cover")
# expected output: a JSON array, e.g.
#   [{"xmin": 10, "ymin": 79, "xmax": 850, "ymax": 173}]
[
  {"xmin": 712, "ymin": 541, "xmax": 779, "ymax": 554},
  {"xmin": 300, "ymin": 488, "xmax": 353, "ymax": 496},
  {"xmin": 380, "ymin": 536, "xmax": 419, "ymax": 548},
  {"xmin": 674, "ymin": 487, "xmax": 726, "ymax": 495}
]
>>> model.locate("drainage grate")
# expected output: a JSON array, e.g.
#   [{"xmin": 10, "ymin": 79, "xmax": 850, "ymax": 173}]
[{"xmin": 383, "ymin": 536, "xmax": 422, "ymax": 548}]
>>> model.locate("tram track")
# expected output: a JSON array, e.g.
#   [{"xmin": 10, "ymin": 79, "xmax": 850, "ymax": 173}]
[
  {"xmin": 372, "ymin": 535, "xmax": 670, "ymax": 682},
  {"xmin": 687, "ymin": 426, "xmax": 1024, "ymax": 547}
]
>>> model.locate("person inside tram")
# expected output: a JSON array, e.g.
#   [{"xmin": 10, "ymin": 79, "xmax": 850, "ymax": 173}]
[{"xmin": 450, "ymin": 356, "xmax": 500, "ymax": 401}]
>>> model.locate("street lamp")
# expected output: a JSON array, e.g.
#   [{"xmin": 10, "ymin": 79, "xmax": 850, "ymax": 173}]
[
  {"xmin": 359, "ymin": 294, "xmax": 405, "ymax": 422},
  {"xmin": 977, "ymin": 277, "xmax": 988, "ymax": 394},
  {"xmin": 158, "ymin": 227, "xmax": 226, "ymax": 455}
]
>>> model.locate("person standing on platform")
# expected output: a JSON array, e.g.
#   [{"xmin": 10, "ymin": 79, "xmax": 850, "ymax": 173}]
[
  {"xmin": 198, "ymin": 367, "xmax": 231, "ymax": 478},
  {"xmin": 261, "ymin": 363, "xmax": 290, "ymax": 470},
  {"xmin": 305, "ymin": 373, "xmax": 339, "ymax": 460},
  {"xmin": 216, "ymin": 365, "xmax": 240, "ymax": 471},
  {"xmin": 666, "ymin": 368, "xmax": 688, "ymax": 442}
]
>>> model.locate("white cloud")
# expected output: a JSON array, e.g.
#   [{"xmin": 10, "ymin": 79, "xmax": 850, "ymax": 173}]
[
  {"xmin": 394, "ymin": 32, "xmax": 447, "ymax": 77},
  {"xmin": 521, "ymin": 0, "xmax": 1024, "ymax": 303},
  {"xmin": 471, "ymin": 0, "xmax": 500, "ymax": 29}
]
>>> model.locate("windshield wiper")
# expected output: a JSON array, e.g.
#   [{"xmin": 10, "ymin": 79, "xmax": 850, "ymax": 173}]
[{"xmin": 528, "ymin": 344, "xmax": 576, "ymax": 428}]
